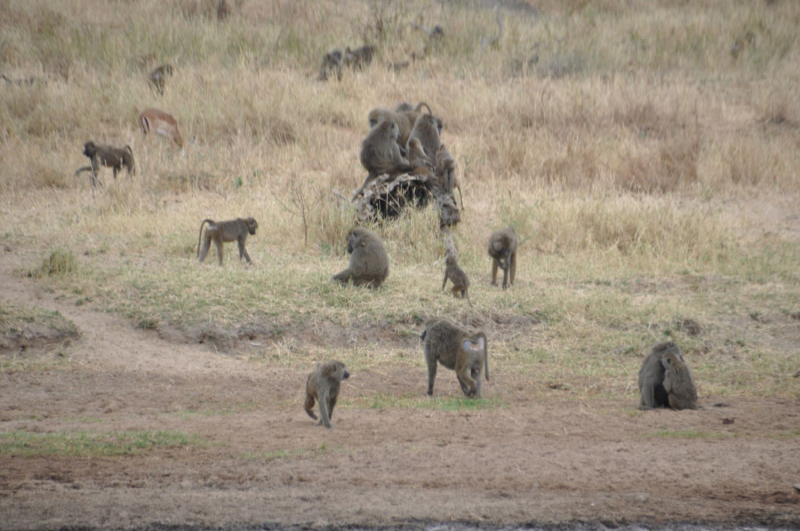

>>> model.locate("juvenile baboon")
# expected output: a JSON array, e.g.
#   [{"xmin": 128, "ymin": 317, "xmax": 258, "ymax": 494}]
[
  {"xmin": 74, "ymin": 141, "xmax": 135, "ymax": 190},
  {"xmin": 148, "ymin": 64, "xmax": 174, "ymax": 95},
  {"xmin": 638, "ymin": 341, "xmax": 683, "ymax": 410},
  {"xmin": 332, "ymin": 226, "xmax": 389, "ymax": 288},
  {"xmin": 421, "ymin": 319, "xmax": 488, "ymax": 397},
  {"xmin": 317, "ymin": 49, "xmax": 343, "ymax": 81},
  {"xmin": 343, "ymin": 45, "xmax": 377, "ymax": 70},
  {"xmin": 304, "ymin": 360, "xmax": 350, "ymax": 429},
  {"xmin": 435, "ymin": 143, "xmax": 462, "ymax": 207},
  {"xmin": 662, "ymin": 350, "xmax": 699, "ymax": 410},
  {"xmin": 406, "ymin": 113, "xmax": 442, "ymax": 162},
  {"xmin": 442, "ymin": 255, "xmax": 472, "ymax": 307},
  {"xmin": 355, "ymin": 120, "xmax": 413, "ymax": 198},
  {"xmin": 196, "ymin": 217, "xmax": 258, "ymax": 265},
  {"xmin": 138, "ymin": 108, "xmax": 185, "ymax": 149},
  {"xmin": 407, "ymin": 138, "xmax": 433, "ymax": 170},
  {"xmin": 488, "ymin": 227, "xmax": 517, "ymax": 289},
  {"xmin": 367, "ymin": 102, "xmax": 434, "ymax": 151}
]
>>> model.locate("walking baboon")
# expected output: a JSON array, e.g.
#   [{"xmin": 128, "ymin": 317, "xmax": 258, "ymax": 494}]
[
  {"xmin": 368, "ymin": 102, "xmax": 433, "ymax": 151},
  {"xmin": 196, "ymin": 217, "xmax": 258, "ymax": 265},
  {"xmin": 488, "ymin": 227, "xmax": 517, "ymax": 289},
  {"xmin": 421, "ymin": 319, "xmax": 488, "ymax": 397},
  {"xmin": 662, "ymin": 350, "xmax": 699, "ymax": 410},
  {"xmin": 638, "ymin": 341, "xmax": 683, "ymax": 410},
  {"xmin": 317, "ymin": 49, "xmax": 343, "ymax": 81},
  {"xmin": 148, "ymin": 64, "xmax": 174, "ymax": 95},
  {"xmin": 407, "ymin": 138, "xmax": 433, "ymax": 170},
  {"xmin": 442, "ymin": 255, "xmax": 472, "ymax": 307},
  {"xmin": 435, "ymin": 143, "xmax": 462, "ymax": 208},
  {"xmin": 332, "ymin": 226, "xmax": 389, "ymax": 288},
  {"xmin": 304, "ymin": 361, "xmax": 350, "ymax": 429},
  {"xmin": 406, "ymin": 113, "xmax": 442, "ymax": 162},
  {"xmin": 355, "ymin": 120, "xmax": 413, "ymax": 198},
  {"xmin": 343, "ymin": 45, "xmax": 376, "ymax": 70},
  {"xmin": 75, "ymin": 141, "xmax": 135, "ymax": 190}
]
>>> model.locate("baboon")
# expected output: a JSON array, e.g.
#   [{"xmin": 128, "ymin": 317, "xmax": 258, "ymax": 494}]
[
  {"xmin": 421, "ymin": 319, "xmax": 488, "ymax": 397},
  {"xmin": 407, "ymin": 138, "xmax": 433, "ymax": 170},
  {"xmin": 343, "ymin": 45, "xmax": 376, "ymax": 70},
  {"xmin": 367, "ymin": 102, "xmax": 434, "ymax": 152},
  {"xmin": 74, "ymin": 141, "xmax": 135, "ymax": 190},
  {"xmin": 442, "ymin": 255, "xmax": 472, "ymax": 307},
  {"xmin": 216, "ymin": 0, "xmax": 231, "ymax": 20},
  {"xmin": 196, "ymin": 217, "xmax": 258, "ymax": 265},
  {"xmin": 387, "ymin": 60, "xmax": 410, "ymax": 72},
  {"xmin": 395, "ymin": 102, "xmax": 414, "ymax": 112},
  {"xmin": 138, "ymin": 108, "xmax": 185, "ymax": 149},
  {"xmin": 662, "ymin": 350, "xmax": 699, "ymax": 410},
  {"xmin": 638, "ymin": 341, "xmax": 683, "ymax": 410},
  {"xmin": 406, "ymin": 113, "xmax": 442, "ymax": 162},
  {"xmin": 317, "ymin": 49, "xmax": 343, "ymax": 81},
  {"xmin": 332, "ymin": 226, "xmax": 389, "ymax": 288},
  {"xmin": 435, "ymin": 143, "xmax": 462, "ymax": 208},
  {"xmin": 355, "ymin": 120, "xmax": 413, "ymax": 198},
  {"xmin": 488, "ymin": 227, "xmax": 517, "ymax": 289},
  {"xmin": 148, "ymin": 64, "xmax": 174, "ymax": 95},
  {"xmin": 304, "ymin": 361, "xmax": 350, "ymax": 429}
]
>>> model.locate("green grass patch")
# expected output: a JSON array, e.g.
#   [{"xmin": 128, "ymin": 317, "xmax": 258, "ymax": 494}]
[{"xmin": 0, "ymin": 430, "xmax": 202, "ymax": 457}]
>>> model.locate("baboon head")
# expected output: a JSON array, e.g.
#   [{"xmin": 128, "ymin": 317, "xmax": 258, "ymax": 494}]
[
  {"xmin": 245, "ymin": 217, "xmax": 258, "ymax": 235},
  {"xmin": 82, "ymin": 141, "xmax": 98, "ymax": 158},
  {"xmin": 323, "ymin": 361, "xmax": 350, "ymax": 382},
  {"xmin": 660, "ymin": 348, "xmax": 684, "ymax": 369}
]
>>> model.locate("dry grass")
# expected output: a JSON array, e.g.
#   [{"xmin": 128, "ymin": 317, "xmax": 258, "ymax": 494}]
[{"xmin": 0, "ymin": 0, "xmax": 798, "ymax": 401}]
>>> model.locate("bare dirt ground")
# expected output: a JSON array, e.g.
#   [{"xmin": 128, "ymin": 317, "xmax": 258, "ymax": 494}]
[{"xmin": 1, "ymin": 259, "xmax": 799, "ymax": 531}]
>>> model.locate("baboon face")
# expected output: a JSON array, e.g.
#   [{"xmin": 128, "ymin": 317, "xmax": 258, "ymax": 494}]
[
  {"xmin": 661, "ymin": 350, "xmax": 683, "ymax": 369},
  {"xmin": 324, "ymin": 361, "xmax": 350, "ymax": 381},
  {"xmin": 445, "ymin": 255, "xmax": 457, "ymax": 267},
  {"xmin": 345, "ymin": 228, "xmax": 366, "ymax": 254},
  {"xmin": 245, "ymin": 218, "xmax": 258, "ymax": 235},
  {"xmin": 82, "ymin": 141, "xmax": 97, "ymax": 158}
]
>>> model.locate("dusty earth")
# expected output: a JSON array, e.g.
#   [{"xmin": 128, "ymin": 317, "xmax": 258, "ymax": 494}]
[{"xmin": 0, "ymin": 260, "xmax": 799, "ymax": 531}]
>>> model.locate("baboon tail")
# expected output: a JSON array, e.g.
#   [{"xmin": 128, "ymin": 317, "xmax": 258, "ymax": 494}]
[
  {"xmin": 420, "ymin": 328, "xmax": 427, "ymax": 341},
  {"xmin": 416, "ymin": 102, "xmax": 433, "ymax": 115},
  {"xmin": 197, "ymin": 219, "xmax": 213, "ymax": 257},
  {"xmin": 484, "ymin": 337, "xmax": 489, "ymax": 381},
  {"xmin": 305, "ymin": 398, "xmax": 318, "ymax": 420}
]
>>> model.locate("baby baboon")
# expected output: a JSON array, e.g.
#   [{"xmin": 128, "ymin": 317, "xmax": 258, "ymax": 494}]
[
  {"xmin": 407, "ymin": 138, "xmax": 433, "ymax": 170},
  {"xmin": 421, "ymin": 319, "xmax": 488, "ymax": 398},
  {"xmin": 148, "ymin": 64, "xmax": 174, "ymax": 95},
  {"xmin": 488, "ymin": 227, "xmax": 517, "ymax": 289},
  {"xmin": 332, "ymin": 226, "xmax": 389, "ymax": 288},
  {"xmin": 367, "ymin": 102, "xmax": 434, "ymax": 151},
  {"xmin": 662, "ymin": 350, "xmax": 699, "ymax": 410},
  {"xmin": 304, "ymin": 360, "xmax": 350, "ymax": 429},
  {"xmin": 442, "ymin": 255, "xmax": 472, "ymax": 307},
  {"xmin": 317, "ymin": 49, "xmax": 343, "ymax": 81},
  {"xmin": 344, "ymin": 45, "xmax": 376, "ymax": 70},
  {"xmin": 196, "ymin": 217, "xmax": 258, "ymax": 265},
  {"xmin": 435, "ymin": 143, "xmax": 462, "ymax": 208},
  {"xmin": 406, "ymin": 113, "xmax": 442, "ymax": 162},
  {"xmin": 638, "ymin": 341, "xmax": 682, "ymax": 410},
  {"xmin": 355, "ymin": 120, "xmax": 413, "ymax": 198},
  {"xmin": 75, "ymin": 141, "xmax": 135, "ymax": 190}
]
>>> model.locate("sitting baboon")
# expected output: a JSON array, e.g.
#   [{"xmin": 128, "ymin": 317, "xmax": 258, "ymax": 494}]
[
  {"xmin": 367, "ymin": 102, "xmax": 433, "ymax": 152},
  {"xmin": 332, "ymin": 226, "xmax": 389, "ymax": 288},
  {"xmin": 343, "ymin": 45, "xmax": 376, "ymax": 70},
  {"xmin": 148, "ymin": 64, "xmax": 174, "ymax": 95},
  {"xmin": 662, "ymin": 349, "xmax": 699, "ymax": 410},
  {"xmin": 638, "ymin": 341, "xmax": 683, "ymax": 410},
  {"xmin": 355, "ymin": 120, "xmax": 413, "ymax": 198},
  {"xmin": 442, "ymin": 255, "xmax": 472, "ymax": 307},
  {"xmin": 196, "ymin": 217, "xmax": 258, "ymax": 265},
  {"xmin": 488, "ymin": 227, "xmax": 517, "ymax": 289},
  {"xmin": 304, "ymin": 360, "xmax": 350, "ymax": 429},
  {"xmin": 421, "ymin": 319, "xmax": 488, "ymax": 398},
  {"xmin": 317, "ymin": 49, "xmax": 343, "ymax": 81},
  {"xmin": 75, "ymin": 141, "xmax": 135, "ymax": 190},
  {"xmin": 406, "ymin": 113, "xmax": 443, "ymax": 162}
]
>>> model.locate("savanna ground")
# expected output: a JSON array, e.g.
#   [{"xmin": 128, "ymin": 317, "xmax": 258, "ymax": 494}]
[{"xmin": 1, "ymin": 0, "xmax": 799, "ymax": 529}]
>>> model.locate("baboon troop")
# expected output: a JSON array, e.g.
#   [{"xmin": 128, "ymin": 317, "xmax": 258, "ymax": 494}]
[
  {"xmin": 488, "ymin": 227, "xmax": 517, "ymax": 289},
  {"xmin": 196, "ymin": 217, "xmax": 258, "ymax": 265},
  {"xmin": 638, "ymin": 341, "xmax": 699, "ymax": 410},
  {"xmin": 304, "ymin": 360, "xmax": 350, "ymax": 428},
  {"xmin": 421, "ymin": 319, "xmax": 489, "ymax": 398},
  {"xmin": 442, "ymin": 255, "xmax": 472, "ymax": 307},
  {"xmin": 355, "ymin": 120, "xmax": 413, "ymax": 198},
  {"xmin": 148, "ymin": 64, "xmax": 174, "ymax": 95},
  {"xmin": 332, "ymin": 226, "xmax": 390, "ymax": 288},
  {"xmin": 74, "ymin": 141, "xmax": 135, "ymax": 189}
]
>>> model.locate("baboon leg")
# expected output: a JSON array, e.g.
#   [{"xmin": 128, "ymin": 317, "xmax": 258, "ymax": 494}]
[
  {"xmin": 451, "ymin": 286, "xmax": 461, "ymax": 298},
  {"xmin": 426, "ymin": 359, "xmax": 438, "ymax": 396},
  {"xmin": 491, "ymin": 260, "xmax": 498, "ymax": 286},
  {"xmin": 198, "ymin": 236, "xmax": 212, "ymax": 263},
  {"xmin": 215, "ymin": 239, "xmax": 224, "ymax": 265},
  {"xmin": 502, "ymin": 264, "xmax": 509, "ymax": 289},
  {"xmin": 639, "ymin": 383, "xmax": 656, "ymax": 410},
  {"xmin": 328, "ymin": 396, "xmax": 338, "ymax": 420},
  {"xmin": 238, "ymin": 238, "xmax": 251, "ymax": 263},
  {"xmin": 510, "ymin": 252, "xmax": 517, "ymax": 285},
  {"xmin": 332, "ymin": 269, "xmax": 353, "ymax": 285},
  {"xmin": 304, "ymin": 395, "xmax": 318, "ymax": 420},
  {"xmin": 113, "ymin": 167, "xmax": 119, "ymax": 180},
  {"xmin": 456, "ymin": 368, "xmax": 478, "ymax": 397},
  {"xmin": 442, "ymin": 271, "xmax": 448, "ymax": 291},
  {"xmin": 318, "ymin": 392, "xmax": 332, "ymax": 428}
]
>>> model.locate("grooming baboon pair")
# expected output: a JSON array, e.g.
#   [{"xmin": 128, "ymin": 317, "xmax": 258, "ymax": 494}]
[
  {"xmin": 638, "ymin": 341, "xmax": 698, "ymax": 410},
  {"xmin": 317, "ymin": 45, "xmax": 377, "ymax": 81}
]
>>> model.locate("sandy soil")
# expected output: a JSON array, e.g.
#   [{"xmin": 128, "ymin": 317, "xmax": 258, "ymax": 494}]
[{"xmin": 0, "ymin": 261, "xmax": 798, "ymax": 531}]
